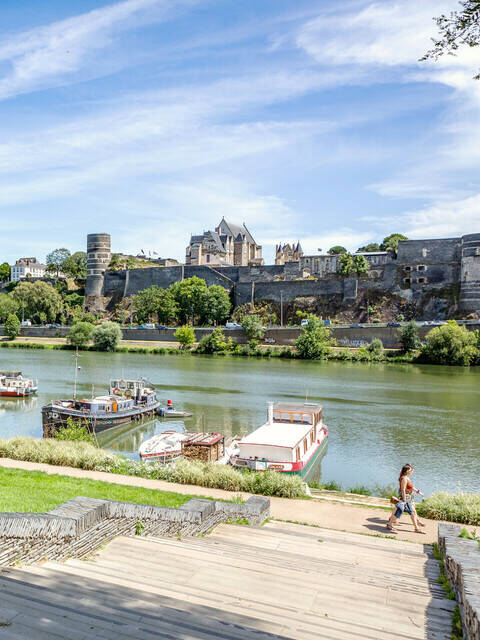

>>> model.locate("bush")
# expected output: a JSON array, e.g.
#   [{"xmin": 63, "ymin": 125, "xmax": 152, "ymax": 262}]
[
  {"xmin": 240, "ymin": 314, "xmax": 266, "ymax": 342},
  {"xmin": 295, "ymin": 318, "xmax": 334, "ymax": 359},
  {"xmin": 67, "ymin": 321, "xmax": 94, "ymax": 347},
  {"xmin": 196, "ymin": 328, "xmax": 232, "ymax": 354},
  {"xmin": 399, "ymin": 321, "xmax": 421, "ymax": 353},
  {"xmin": 417, "ymin": 492, "xmax": 480, "ymax": 526},
  {"xmin": 174, "ymin": 325, "xmax": 196, "ymax": 349},
  {"xmin": 420, "ymin": 321, "xmax": 479, "ymax": 365},
  {"xmin": 4, "ymin": 313, "xmax": 20, "ymax": 340},
  {"xmin": 367, "ymin": 338, "xmax": 383, "ymax": 356},
  {"xmin": 54, "ymin": 417, "xmax": 97, "ymax": 446},
  {"xmin": 92, "ymin": 321, "xmax": 123, "ymax": 351}
]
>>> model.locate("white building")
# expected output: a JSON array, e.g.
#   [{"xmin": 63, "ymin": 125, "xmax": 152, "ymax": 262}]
[{"xmin": 10, "ymin": 258, "xmax": 47, "ymax": 282}]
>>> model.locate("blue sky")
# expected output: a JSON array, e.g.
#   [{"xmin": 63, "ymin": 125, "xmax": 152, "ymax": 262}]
[{"xmin": 0, "ymin": 0, "xmax": 479, "ymax": 264}]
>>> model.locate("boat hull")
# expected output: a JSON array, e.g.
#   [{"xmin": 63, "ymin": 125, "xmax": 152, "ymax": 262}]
[
  {"xmin": 0, "ymin": 389, "xmax": 37, "ymax": 397},
  {"xmin": 42, "ymin": 401, "xmax": 160, "ymax": 437}
]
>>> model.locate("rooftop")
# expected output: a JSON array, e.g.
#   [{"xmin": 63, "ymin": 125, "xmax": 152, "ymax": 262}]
[
  {"xmin": 273, "ymin": 402, "xmax": 322, "ymax": 413},
  {"xmin": 240, "ymin": 421, "xmax": 312, "ymax": 449}
]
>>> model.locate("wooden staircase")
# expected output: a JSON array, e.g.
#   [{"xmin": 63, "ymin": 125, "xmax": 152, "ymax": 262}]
[{"xmin": 0, "ymin": 520, "xmax": 454, "ymax": 639}]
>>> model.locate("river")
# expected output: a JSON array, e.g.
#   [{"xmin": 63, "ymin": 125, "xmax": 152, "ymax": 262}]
[{"xmin": 1, "ymin": 348, "xmax": 479, "ymax": 496}]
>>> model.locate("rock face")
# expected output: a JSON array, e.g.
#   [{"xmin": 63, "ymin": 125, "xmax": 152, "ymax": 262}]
[{"xmin": 85, "ymin": 233, "xmax": 480, "ymax": 316}]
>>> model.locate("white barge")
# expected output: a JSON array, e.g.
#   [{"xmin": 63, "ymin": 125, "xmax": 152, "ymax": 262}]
[
  {"xmin": 0, "ymin": 371, "xmax": 37, "ymax": 397},
  {"xmin": 230, "ymin": 402, "xmax": 327, "ymax": 478}
]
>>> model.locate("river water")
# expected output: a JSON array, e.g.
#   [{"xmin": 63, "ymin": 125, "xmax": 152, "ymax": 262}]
[{"xmin": 1, "ymin": 349, "xmax": 479, "ymax": 496}]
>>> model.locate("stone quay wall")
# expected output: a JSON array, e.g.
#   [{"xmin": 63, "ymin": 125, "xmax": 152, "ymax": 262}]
[{"xmin": 438, "ymin": 523, "xmax": 480, "ymax": 640}]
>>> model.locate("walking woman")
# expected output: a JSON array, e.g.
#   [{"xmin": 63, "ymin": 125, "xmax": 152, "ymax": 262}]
[{"xmin": 387, "ymin": 463, "xmax": 425, "ymax": 533}]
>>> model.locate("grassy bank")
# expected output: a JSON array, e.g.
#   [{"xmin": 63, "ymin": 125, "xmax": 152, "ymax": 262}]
[
  {"xmin": 0, "ymin": 466, "xmax": 193, "ymax": 513},
  {"xmin": 0, "ymin": 437, "xmax": 306, "ymax": 499}
]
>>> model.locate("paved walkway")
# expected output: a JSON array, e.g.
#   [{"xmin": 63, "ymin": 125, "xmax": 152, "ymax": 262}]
[{"xmin": 0, "ymin": 458, "xmax": 452, "ymax": 543}]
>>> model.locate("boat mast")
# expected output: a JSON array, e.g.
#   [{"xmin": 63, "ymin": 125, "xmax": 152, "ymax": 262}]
[{"xmin": 73, "ymin": 347, "xmax": 79, "ymax": 400}]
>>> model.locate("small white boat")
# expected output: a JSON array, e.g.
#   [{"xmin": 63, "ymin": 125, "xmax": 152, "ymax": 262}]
[
  {"xmin": 139, "ymin": 430, "xmax": 192, "ymax": 461},
  {"xmin": 157, "ymin": 399, "xmax": 192, "ymax": 418},
  {"xmin": 0, "ymin": 371, "xmax": 37, "ymax": 397}
]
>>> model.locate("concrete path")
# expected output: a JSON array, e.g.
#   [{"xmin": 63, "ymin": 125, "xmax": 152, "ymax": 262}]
[
  {"xmin": 0, "ymin": 520, "xmax": 454, "ymax": 639},
  {"xmin": 0, "ymin": 458, "xmax": 451, "ymax": 543}
]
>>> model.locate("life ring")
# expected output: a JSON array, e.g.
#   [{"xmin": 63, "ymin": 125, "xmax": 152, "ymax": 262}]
[
  {"xmin": 125, "ymin": 389, "xmax": 133, "ymax": 398},
  {"xmin": 113, "ymin": 387, "xmax": 121, "ymax": 395}
]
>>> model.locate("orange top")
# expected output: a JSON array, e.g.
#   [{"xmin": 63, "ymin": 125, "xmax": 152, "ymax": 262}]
[{"xmin": 400, "ymin": 478, "xmax": 414, "ymax": 494}]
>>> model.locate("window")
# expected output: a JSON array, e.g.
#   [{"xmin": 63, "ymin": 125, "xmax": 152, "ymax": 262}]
[
  {"xmin": 303, "ymin": 439, "xmax": 308, "ymax": 454},
  {"xmin": 403, "ymin": 278, "xmax": 411, "ymax": 286},
  {"xmin": 417, "ymin": 277, "xmax": 427, "ymax": 284},
  {"xmin": 417, "ymin": 265, "xmax": 426, "ymax": 271},
  {"xmin": 404, "ymin": 266, "xmax": 411, "ymax": 272},
  {"xmin": 206, "ymin": 254, "xmax": 210, "ymax": 263},
  {"xmin": 295, "ymin": 447, "xmax": 300, "ymax": 461}
]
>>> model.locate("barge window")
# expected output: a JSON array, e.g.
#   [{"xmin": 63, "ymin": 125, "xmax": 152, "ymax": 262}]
[
  {"xmin": 303, "ymin": 439, "xmax": 308, "ymax": 454},
  {"xmin": 296, "ymin": 447, "xmax": 300, "ymax": 461}
]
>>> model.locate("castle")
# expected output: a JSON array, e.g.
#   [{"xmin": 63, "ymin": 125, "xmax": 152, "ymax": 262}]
[
  {"xmin": 275, "ymin": 242, "xmax": 304, "ymax": 265},
  {"xmin": 185, "ymin": 218, "xmax": 263, "ymax": 267},
  {"xmin": 86, "ymin": 231, "xmax": 480, "ymax": 317}
]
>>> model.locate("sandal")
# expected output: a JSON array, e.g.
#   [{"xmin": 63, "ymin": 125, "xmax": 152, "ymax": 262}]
[
  {"xmin": 414, "ymin": 529, "xmax": 426, "ymax": 534},
  {"xmin": 417, "ymin": 521, "xmax": 426, "ymax": 527},
  {"xmin": 386, "ymin": 524, "xmax": 397, "ymax": 533}
]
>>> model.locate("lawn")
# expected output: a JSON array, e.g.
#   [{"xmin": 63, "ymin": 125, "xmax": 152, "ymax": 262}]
[{"xmin": 0, "ymin": 466, "xmax": 196, "ymax": 513}]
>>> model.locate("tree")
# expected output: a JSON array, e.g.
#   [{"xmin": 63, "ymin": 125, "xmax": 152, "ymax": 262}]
[
  {"xmin": 337, "ymin": 253, "xmax": 355, "ymax": 277},
  {"xmin": 240, "ymin": 314, "xmax": 265, "ymax": 343},
  {"xmin": 68, "ymin": 322, "xmax": 94, "ymax": 348},
  {"xmin": 380, "ymin": 234, "xmax": 408, "ymax": 252},
  {"xmin": 174, "ymin": 325, "xmax": 196, "ymax": 349},
  {"xmin": 367, "ymin": 338, "xmax": 383, "ymax": 356},
  {"xmin": 4, "ymin": 313, "xmax": 20, "ymax": 340},
  {"xmin": 420, "ymin": 321, "xmax": 479, "ymax": 365},
  {"xmin": 92, "ymin": 321, "xmax": 123, "ymax": 351},
  {"xmin": 46, "ymin": 248, "xmax": 71, "ymax": 277},
  {"xmin": 421, "ymin": 1, "xmax": 480, "ymax": 79},
  {"xmin": 169, "ymin": 277, "xmax": 208, "ymax": 324},
  {"xmin": 0, "ymin": 262, "xmax": 10, "ymax": 282},
  {"xmin": 11, "ymin": 281, "xmax": 63, "ymax": 323},
  {"xmin": 196, "ymin": 328, "xmax": 232, "ymax": 354},
  {"xmin": 295, "ymin": 318, "xmax": 335, "ymax": 359},
  {"xmin": 0, "ymin": 293, "xmax": 18, "ymax": 322},
  {"xmin": 399, "ymin": 321, "xmax": 421, "ymax": 353},
  {"xmin": 357, "ymin": 243, "xmax": 380, "ymax": 252},
  {"xmin": 133, "ymin": 286, "xmax": 178, "ymax": 325},
  {"xmin": 328, "ymin": 246, "xmax": 347, "ymax": 255},
  {"xmin": 62, "ymin": 252, "xmax": 87, "ymax": 281},
  {"xmin": 353, "ymin": 254, "xmax": 369, "ymax": 276},
  {"xmin": 197, "ymin": 285, "xmax": 231, "ymax": 326}
]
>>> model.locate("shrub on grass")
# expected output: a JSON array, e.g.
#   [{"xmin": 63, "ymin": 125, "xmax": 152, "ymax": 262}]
[
  {"xmin": 420, "ymin": 321, "xmax": 480, "ymax": 366},
  {"xmin": 67, "ymin": 321, "xmax": 94, "ymax": 348},
  {"xmin": 399, "ymin": 321, "xmax": 421, "ymax": 353},
  {"xmin": 92, "ymin": 321, "xmax": 123, "ymax": 351},
  {"xmin": 295, "ymin": 319, "xmax": 334, "ymax": 359},
  {"xmin": 174, "ymin": 325, "xmax": 196, "ymax": 350},
  {"xmin": 196, "ymin": 328, "xmax": 232, "ymax": 354},
  {"xmin": 417, "ymin": 492, "xmax": 480, "ymax": 525},
  {"xmin": 367, "ymin": 338, "xmax": 383, "ymax": 357},
  {"xmin": 54, "ymin": 417, "xmax": 97, "ymax": 446}
]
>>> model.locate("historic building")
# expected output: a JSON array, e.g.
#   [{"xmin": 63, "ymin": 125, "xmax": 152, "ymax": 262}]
[
  {"xmin": 10, "ymin": 257, "xmax": 47, "ymax": 282},
  {"xmin": 299, "ymin": 251, "xmax": 389, "ymax": 279},
  {"xmin": 275, "ymin": 242, "xmax": 303, "ymax": 265},
  {"xmin": 185, "ymin": 218, "xmax": 263, "ymax": 267}
]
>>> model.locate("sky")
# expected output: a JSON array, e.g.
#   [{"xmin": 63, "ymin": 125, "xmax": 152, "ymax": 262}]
[{"xmin": 0, "ymin": 0, "xmax": 479, "ymax": 265}]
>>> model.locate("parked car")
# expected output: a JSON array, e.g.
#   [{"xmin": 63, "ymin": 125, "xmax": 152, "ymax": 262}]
[
  {"xmin": 300, "ymin": 319, "xmax": 309, "ymax": 327},
  {"xmin": 45, "ymin": 323, "xmax": 60, "ymax": 328},
  {"xmin": 137, "ymin": 323, "xmax": 155, "ymax": 329},
  {"xmin": 20, "ymin": 320, "xmax": 32, "ymax": 327},
  {"xmin": 349, "ymin": 323, "xmax": 361, "ymax": 328},
  {"xmin": 225, "ymin": 322, "xmax": 242, "ymax": 329},
  {"xmin": 155, "ymin": 325, "xmax": 168, "ymax": 330},
  {"xmin": 264, "ymin": 337, "xmax": 276, "ymax": 344},
  {"xmin": 387, "ymin": 322, "xmax": 401, "ymax": 327}
]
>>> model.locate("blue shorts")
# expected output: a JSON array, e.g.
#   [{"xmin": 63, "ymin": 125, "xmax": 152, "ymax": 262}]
[{"xmin": 394, "ymin": 500, "xmax": 413, "ymax": 519}]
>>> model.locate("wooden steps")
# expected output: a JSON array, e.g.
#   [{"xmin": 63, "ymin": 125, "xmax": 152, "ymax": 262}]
[{"xmin": 0, "ymin": 520, "xmax": 454, "ymax": 639}]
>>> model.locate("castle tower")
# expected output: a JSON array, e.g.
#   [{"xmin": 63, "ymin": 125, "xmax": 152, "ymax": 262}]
[
  {"xmin": 85, "ymin": 233, "xmax": 111, "ymax": 297},
  {"xmin": 459, "ymin": 233, "xmax": 480, "ymax": 313}
]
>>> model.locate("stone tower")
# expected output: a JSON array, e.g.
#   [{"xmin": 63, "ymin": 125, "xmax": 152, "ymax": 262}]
[
  {"xmin": 460, "ymin": 233, "xmax": 480, "ymax": 313},
  {"xmin": 85, "ymin": 233, "xmax": 111, "ymax": 299}
]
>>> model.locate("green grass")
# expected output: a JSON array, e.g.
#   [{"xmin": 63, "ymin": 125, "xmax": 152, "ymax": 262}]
[
  {"xmin": 0, "ymin": 466, "xmax": 193, "ymax": 513},
  {"xmin": 417, "ymin": 492, "xmax": 480, "ymax": 526}
]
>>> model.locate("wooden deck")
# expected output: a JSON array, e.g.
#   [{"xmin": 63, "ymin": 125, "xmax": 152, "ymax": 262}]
[{"xmin": 0, "ymin": 520, "xmax": 454, "ymax": 639}]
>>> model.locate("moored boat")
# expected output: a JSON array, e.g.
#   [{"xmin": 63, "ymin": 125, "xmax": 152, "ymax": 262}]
[
  {"xmin": 0, "ymin": 371, "xmax": 37, "ymax": 397},
  {"xmin": 42, "ymin": 378, "xmax": 160, "ymax": 437},
  {"xmin": 139, "ymin": 431, "xmax": 239, "ymax": 464},
  {"xmin": 139, "ymin": 430, "xmax": 192, "ymax": 461},
  {"xmin": 156, "ymin": 399, "xmax": 192, "ymax": 418},
  {"xmin": 230, "ymin": 402, "xmax": 328, "ymax": 478}
]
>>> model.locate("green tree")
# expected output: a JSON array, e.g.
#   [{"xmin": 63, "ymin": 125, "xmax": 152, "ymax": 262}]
[
  {"xmin": 353, "ymin": 254, "xmax": 369, "ymax": 276},
  {"xmin": 421, "ymin": 321, "xmax": 479, "ymax": 365},
  {"xmin": 399, "ymin": 321, "xmax": 421, "ymax": 353},
  {"xmin": 68, "ymin": 321, "xmax": 94, "ymax": 347},
  {"xmin": 380, "ymin": 234, "xmax": 408, "ymax": 252},
  {"xmin": 295, "ymin": 318, "xmax": 335, "ymax": 359},
  {"xmin": 0, "ymin": 262, "xmax": 10, "ymax": 282},
  {"xmin": 4, "ymin": 313, "xmax": 20, "ymax": 340},
  {"xmin": 0, "ymin": 293, "xmax": 18, "ymax": 322},
  {"xmin": 196, "ymin": 328, "xmax": 232, "ymax": 354},
  {"xmin": 92, "ymin": 321, "xmax": 123, "ymax": 351},
  {"xmin": 11, "ymin": 281, "xmax": 63, "ymax": 323},
  {"xmin": 421, "ymin": 1, "xmax": 480, "ymax": 79},
  {"xmin": 357, "ymin": 243, "xmax": 380, "ymax": 252},
  {"xmin": 337, "ymin": 253, "xmax": 355, "ymax": 277},
  {"xmin": 133, "ymin": 286, "xmax": 178, "ymax": 324},
  {"xmin": 46, "ymin": 248, "xmax": 71, "ymax": 278},
  {"xmin": 197, "ymin": 285, "xmax": 231, "ymax": 326},
  {"xmin": 240, "ymin": 314, "xmax": 265, "ymax": 343},
  {"xmin": 328, "ymin": 246, "xmax": 347, "ymax": 255},
  {"xmin": 367, "ymin": 338, "xmax": 383, "ymax": 356},
  {"xmin": 62, "ymin": 252, "xmax": 87, "ymax": 281},
  {"xmin": 169, "ymin": 277, "xmax": 207, "ymax": 324},
  {"xmin": 174, "ymin": 324, "xmax": 196, "ymax": 349}
]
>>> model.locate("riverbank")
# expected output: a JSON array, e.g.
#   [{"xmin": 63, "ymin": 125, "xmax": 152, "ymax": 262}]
[{"xmin": 0, "ymin": 456, "xmax": 475, "ymax": 544}]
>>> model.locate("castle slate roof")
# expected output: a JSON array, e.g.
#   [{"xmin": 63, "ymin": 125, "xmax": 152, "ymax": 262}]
[
  {"xmin": 220, "ymin": 218, "xmax": 256, "ymax": 245},
  {"xmin": 206, "ymin": 230, "xmax": 227, "ymax": 253}
]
